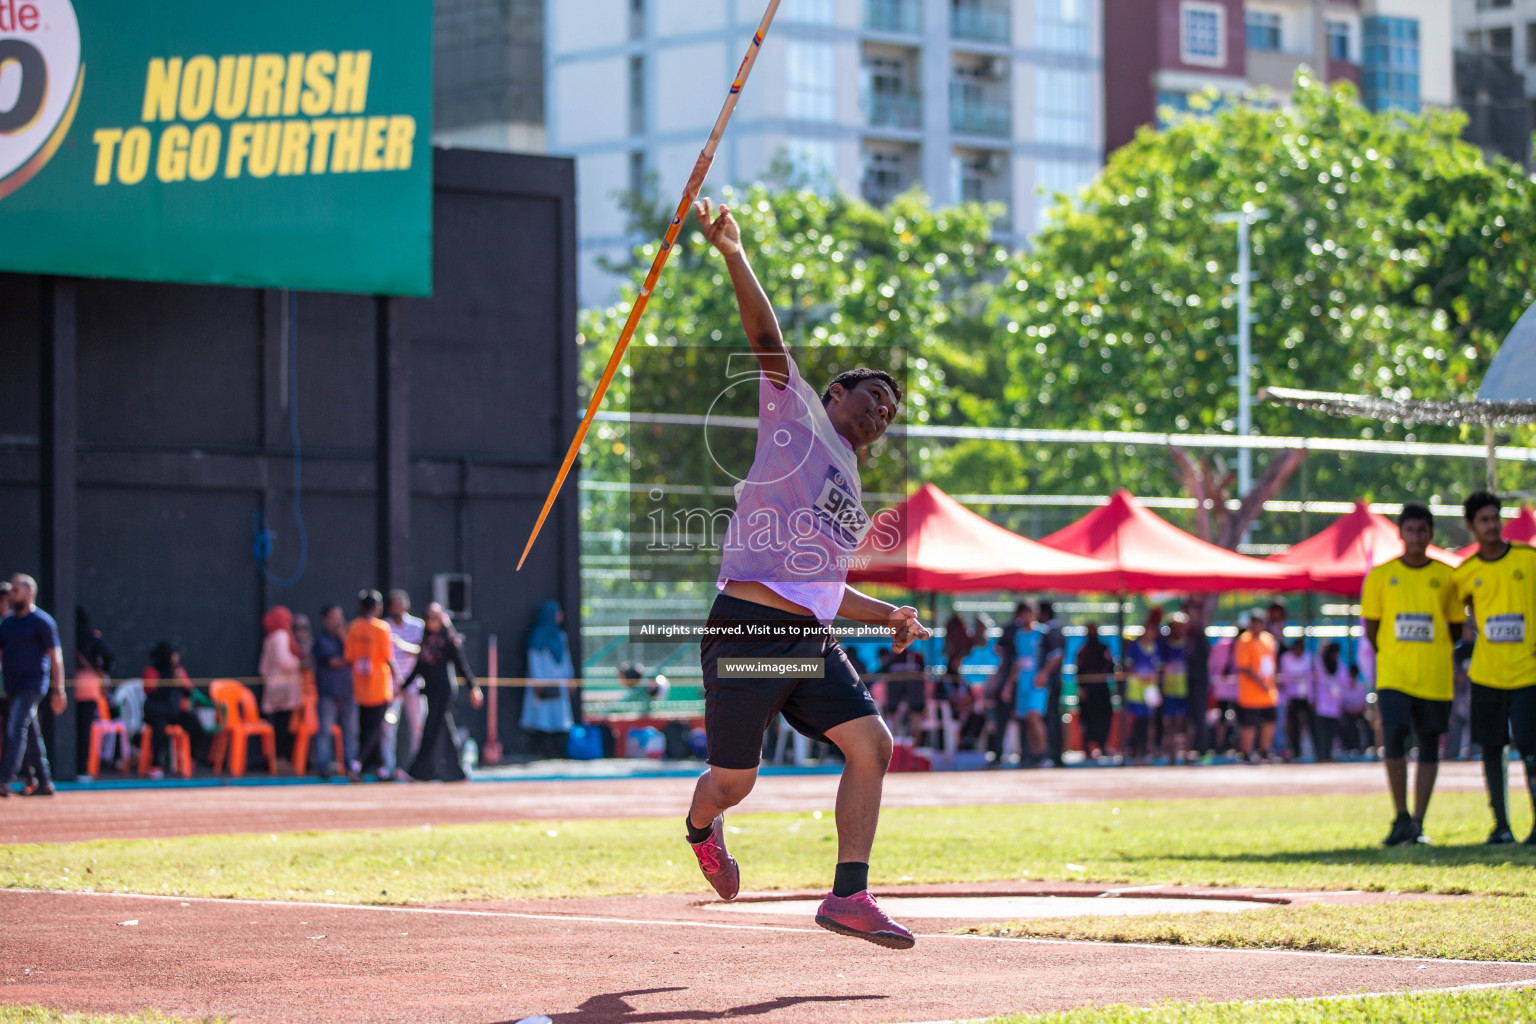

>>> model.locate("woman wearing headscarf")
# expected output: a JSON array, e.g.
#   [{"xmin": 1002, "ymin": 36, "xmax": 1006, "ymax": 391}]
[
  {"xmin": 404, "ymin": 603, "xmax": 483, "ymax": 781},
  {"xmin": 521, "ymin": 600, "xmax": 575, "ymax": 760},
  {"xmin": 259, "ymin": 605, "xmax": 304, "ymax": 766}
]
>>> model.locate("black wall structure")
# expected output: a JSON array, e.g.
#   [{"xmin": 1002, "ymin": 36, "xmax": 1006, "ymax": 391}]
[{"xmin": 0, "ymin": 148, "xmax": 581, "ymax": 769}]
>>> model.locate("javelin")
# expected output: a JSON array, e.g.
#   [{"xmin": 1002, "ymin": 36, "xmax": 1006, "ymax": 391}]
[{"xmin": 518, "ymin": 0, "xmax": 784, "ymax": 570}]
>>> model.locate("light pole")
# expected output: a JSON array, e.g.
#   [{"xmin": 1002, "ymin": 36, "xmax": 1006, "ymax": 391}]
[{"xmin": 1214, "ymin": 208, "xmax": 1269, "ymax": 499}]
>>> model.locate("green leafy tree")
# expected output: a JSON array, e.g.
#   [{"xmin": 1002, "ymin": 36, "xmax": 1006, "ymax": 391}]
[{"xmin": 979, "ymin": 71, "xmax": 1536, "ymax": 545}]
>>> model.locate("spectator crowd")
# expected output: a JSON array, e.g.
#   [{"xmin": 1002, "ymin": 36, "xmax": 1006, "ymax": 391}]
[
  {"xmin": 1, "ymin": 584, "xmax": 501, "ymax": 793},
  {"xmin": 858, "ymin": 596, "xmax": 1390, "ymax": 771}
]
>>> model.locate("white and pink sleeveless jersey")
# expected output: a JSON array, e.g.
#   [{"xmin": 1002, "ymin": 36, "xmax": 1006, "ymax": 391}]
[{"xmin": 715, "ymin": 353, "xmax": 872, "ymax": 624}]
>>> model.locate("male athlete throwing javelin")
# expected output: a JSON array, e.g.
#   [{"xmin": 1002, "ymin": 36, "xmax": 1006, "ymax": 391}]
[{"xmin": 683, "ymin": 197, "xmax": 929, "ymax": 950}]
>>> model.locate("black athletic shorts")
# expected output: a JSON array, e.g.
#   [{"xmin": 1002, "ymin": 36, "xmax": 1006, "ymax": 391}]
[
  {"xmin": 1376, "ymin": 688, "xmax": 1450, "ymax": 761},
  {"xmin": 1236, "ymin": 705, "xmax": 1277, "ymax": 727},
  {"xmin": 1470, "ymin": 683, "xmax": 1536, "ymax": 754},
  {"xmin": 700, "ymin": 593, "xmax": 881, "ymax": 770}
]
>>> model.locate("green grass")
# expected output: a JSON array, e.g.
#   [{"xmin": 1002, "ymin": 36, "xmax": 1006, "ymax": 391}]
[
  {"xmin": 4, "ymin": 792, "xmax": 1532, "ymax": 905},
  {"xmin": 0, "ymin": 1010, "xmax": 215, "ymax": 1024},
  {"xmin": 992, "ymin": 986, "xmax": 1536, "ymax": 1024},
  {"xmin": 962, "ymin": 896, "xmax": 1536, "ymax": 961}
]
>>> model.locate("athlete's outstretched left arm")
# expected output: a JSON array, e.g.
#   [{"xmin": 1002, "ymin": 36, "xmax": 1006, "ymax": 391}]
[{"xmin": 838, "ymin": 586, "xmax": 931, "ymax": 654}]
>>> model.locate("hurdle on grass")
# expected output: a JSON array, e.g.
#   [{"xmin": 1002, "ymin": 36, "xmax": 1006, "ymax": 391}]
[{"xmin": 517, "ymin": 0, "xmax": 785, "ymax": 571}]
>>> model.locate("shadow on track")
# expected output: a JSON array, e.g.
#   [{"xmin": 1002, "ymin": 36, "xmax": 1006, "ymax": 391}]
[{"xmin": 520, "ymin": 986, "xmax": 887, "ymax": 1023}]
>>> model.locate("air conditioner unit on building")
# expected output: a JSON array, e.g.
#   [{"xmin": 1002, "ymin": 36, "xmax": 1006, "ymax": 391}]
[
  {"xmin": 982, "ymin": 57, "xmax": 1009, "ymax": 80},
  {"xmin": 983, "ymin": 152, "xmax": 1009, "ymax": 175},
  {"xmin": 433, "ymin": 573, "xmax": 473, "ymax": 619}
]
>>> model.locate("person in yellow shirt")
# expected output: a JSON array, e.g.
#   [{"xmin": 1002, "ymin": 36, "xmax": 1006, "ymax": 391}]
[
  {"xmin": 1234, "ymin": 608, "xmax": 1279, "ymax": 763},
  {"xmin": 345, "ymin": 589, "xmax": 400, "ymax": 781},
  {"xmin": 1454, "ymin": 491, "xmax": 1536, "ymax": 845},
  {"xmin": 1362, "ymin": 504, "xmax": 1462, "ymax": 847}
]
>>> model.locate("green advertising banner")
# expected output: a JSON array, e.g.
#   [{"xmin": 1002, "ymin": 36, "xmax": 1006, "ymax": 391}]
[{"xmin": 0, "ymin": 0, "xmax": 433, "ymax": 295}]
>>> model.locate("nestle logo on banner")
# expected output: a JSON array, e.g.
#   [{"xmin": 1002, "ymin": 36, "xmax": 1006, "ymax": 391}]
[
  {"xmin": 0, "ymin": 1, "xmax": 42, "ymax": 31},
  {"xmin": 0, "ymin": 0, "xmax": 83, "ymax": 200}
]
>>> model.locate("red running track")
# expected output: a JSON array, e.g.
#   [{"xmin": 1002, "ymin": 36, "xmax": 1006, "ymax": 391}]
[{"xmin": 3, "ymin": 887, "xmax": 1534, "ymax": 1024}]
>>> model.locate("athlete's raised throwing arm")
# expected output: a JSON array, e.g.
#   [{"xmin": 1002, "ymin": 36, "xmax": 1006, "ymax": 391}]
[{"xmin": 695, "ymin": 198, "xmax": 788, "ymax": 388}]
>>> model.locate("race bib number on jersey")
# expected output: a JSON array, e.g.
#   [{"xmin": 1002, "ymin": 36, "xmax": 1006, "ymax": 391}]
[
  {"xmin": 1394, "ymin": 613, "xmax": 1435, "ymax": 643},
  {"xmin": 813, "ymin": 469, "xmax": 871, "ymax": 548},
  {"xmin": 1485, "ymin": 614, "xmax": 1526, "ymax": 644},
  {"xmin": 355, "ymin": 658, "xmax": 372, "ymax": 676}
]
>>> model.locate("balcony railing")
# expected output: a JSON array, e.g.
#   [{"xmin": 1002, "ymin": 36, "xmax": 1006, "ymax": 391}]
[
  {"xmin": 863, "ymin": 173, "xmax": 906, "ymax": 206},
  {"xmin": 950, "ymin": 90, "xmax": 1011, "ymax": 136},
  {"xmin": 864, "ymin": 90, "xmax": 923, "ymax": 129},
  {"xmin": 864, "ymin": 0, "xmax": 921, "ymax": 34},
  {"xmin": 951, "ymin": 4, "xmax": 1010, "ymax": 44}
]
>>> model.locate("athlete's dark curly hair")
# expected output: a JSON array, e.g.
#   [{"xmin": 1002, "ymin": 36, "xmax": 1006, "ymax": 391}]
[{"xmin": 821, "ymin": 367, "xmax": 902, "ymax": 407}]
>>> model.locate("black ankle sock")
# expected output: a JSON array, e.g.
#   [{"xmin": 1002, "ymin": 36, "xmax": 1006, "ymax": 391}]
[
  {"xmin": 685, "ymin": 817, "xmax": 713, "ymax": 845},
  {"xmin": 1484, "ymin": 748, "xmax": 1510, "ymax": 829},
  {"xmin": 832, "ymin": 862, "xmax": 869, "ymax": 898}
]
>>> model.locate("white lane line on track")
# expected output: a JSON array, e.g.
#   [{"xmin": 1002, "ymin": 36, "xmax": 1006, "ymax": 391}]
[{"xmin": 10, "ymin": 888, "xmax": 1536, "ymax": 971}]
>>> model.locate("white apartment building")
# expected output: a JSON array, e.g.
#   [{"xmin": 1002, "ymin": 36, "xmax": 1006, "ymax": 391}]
[
  {"xmin": 1456, "ymin": 0, "xmax": 1536, "ymax": 156},
  {"xmin": 547, "ymin": 0, "xmax": 1104, "ymax": 304},
  {"xmin": 1458, "ymin": 0, "xmax": 1536, "ymax": 95}
]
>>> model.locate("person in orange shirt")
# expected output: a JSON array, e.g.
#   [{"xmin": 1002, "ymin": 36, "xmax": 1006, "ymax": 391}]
[
  {"xmin": 1235, "ymin": 607, "xmax": 1280, "ymax": 763},
  {"xmin": 346, "ymin": 590, "xmax": 400, "ymax": 781}
]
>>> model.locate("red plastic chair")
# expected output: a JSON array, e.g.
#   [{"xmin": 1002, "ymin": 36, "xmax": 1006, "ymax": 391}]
[
  {"xmin": 88, "ymin": 695, "xmax": 130, "ymax": 776},
  {"xmin": 137, "ymin": 723, "xmax": 192, "ymax": 778},
  {"xmin": 290, "ymin": 691, "xmax": 344, "ymax": 775},
  {"xmin": 208, "ymin": 679, "xmax": 276, "ymax": 777}
]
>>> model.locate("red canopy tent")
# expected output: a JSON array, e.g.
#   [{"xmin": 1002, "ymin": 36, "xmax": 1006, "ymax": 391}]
[
  {"xmin": 1453, "ymin": 504, "xmax": 1536, "ymax": 563},
  {"xmin": 1039, "ymin": 489, "xmax": 1309, "ymax": 592},
  {"xmin": 847, "ymin": 483, "xmax": 1123, "ymax": 592},
  {"xmin": 1267, "ymin": 501, "xmax": 1454, "ymax": 595}
]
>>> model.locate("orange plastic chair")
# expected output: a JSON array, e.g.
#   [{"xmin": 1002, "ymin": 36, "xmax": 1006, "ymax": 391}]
[
  {"xmin": 289, "ymin": 692, "xmax": 344, "ymax": 775},
  {"xmin": 207, "ymin": 679, "xmax": 276, "ymax": 777},
  {"xmin": 137, "ymin": 724, "xmax": 192, "ymax": 778},
  {"xmin": 87, "ymin": 695, "xmax": 130, "ymax": 776}
]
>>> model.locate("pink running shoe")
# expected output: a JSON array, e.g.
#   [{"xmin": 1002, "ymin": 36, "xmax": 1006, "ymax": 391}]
[
  {"xmin": 688, "ymin": 814, "xmax": 740, "ymax": 901},
  {"xmin": 815, "ymin": 890, "xmax": 916, "ymax": 949}
]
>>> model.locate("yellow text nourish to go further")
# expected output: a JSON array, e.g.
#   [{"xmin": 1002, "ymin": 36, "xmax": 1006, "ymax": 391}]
[
  {"xmin": 141, "ymin": 52, "xmax": 374, "ymax": 122},
  {"xmin": 87, "ymin": 50, "xmax": 419, "ymax": 185}
]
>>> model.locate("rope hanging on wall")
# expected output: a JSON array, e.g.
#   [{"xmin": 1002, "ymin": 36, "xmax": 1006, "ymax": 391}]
[{"xmin": 253, "ymin": 289, "xmax": 309, "ymax": 586}]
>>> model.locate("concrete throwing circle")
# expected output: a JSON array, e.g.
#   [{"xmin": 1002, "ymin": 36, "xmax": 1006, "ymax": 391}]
[{"xmin": 706, "ymin": 894, "xmax": 1279, "ymax": 919}]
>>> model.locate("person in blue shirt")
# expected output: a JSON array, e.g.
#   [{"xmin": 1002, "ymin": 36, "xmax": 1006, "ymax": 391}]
[
  {"xmin": 1010, "ymin": 602, "xmax": 1051, "ymax": 767},
  {"xmin": 0, "ymin": 574, "xmax": 65, "ymax": 797},
  {"xmin": 1123, "ymin": 609, "xmax": 1165, "ymax": 765},
  {"xmin": 312, "ymin": 605, "xmax": 359, "ymax": 779},
  {"xmin": 1158, "ymin": 612, "xmax": 1193, "ymax": 764}
]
